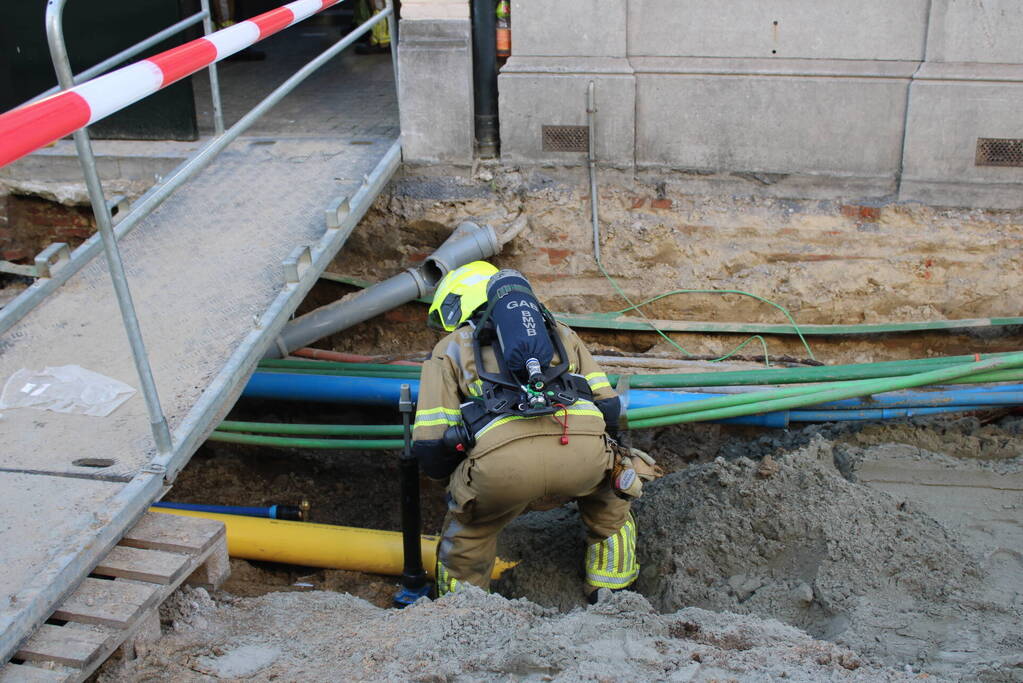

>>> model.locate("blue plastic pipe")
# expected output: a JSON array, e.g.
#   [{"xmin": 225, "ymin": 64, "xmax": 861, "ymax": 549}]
[
  {"xmin": 789, "ymin": 405, "xmax": 987, "ymax": 422},
  {"xmin": 808, "ymin": 391, "xmax": 1023, "ymax": 410},
  {"xmin": 241, "ymin": 373, "xmax": 1022, "ymax": 428},
  {"xmin": 242, "ymin": 372, "xmax": 789, "ymax": 428},
  {"xmin": 152, "ymin": 501, "xmax": 288, "ymax": 519}
]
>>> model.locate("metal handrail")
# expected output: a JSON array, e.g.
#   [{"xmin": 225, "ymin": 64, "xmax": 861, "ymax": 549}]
[
  {"xmin": 45, "ymin": 0, "xmax": 175, "ymax": 454},
  {"xmin": 0, "ymin": 7, "xmax": 395, "ymax": 336},
  {"xmin": 20, "ymin": 5, "xmax": 224, "ymax": 135},
  {"xmin": 0, "ymin": 0, "xmax": 397, "ymax": 458}
]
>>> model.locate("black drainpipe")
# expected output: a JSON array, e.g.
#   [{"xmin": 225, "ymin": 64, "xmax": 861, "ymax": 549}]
[{"xmin": 470, "ymin": 0, "xmax": 498, "ymax": 157}]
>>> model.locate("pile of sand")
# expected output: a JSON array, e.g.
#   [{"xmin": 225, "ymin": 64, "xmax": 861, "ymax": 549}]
[
  {"xmin": 494, "ymin": 437, "xmax": 1022, "ymax": 680},
  {"xmin": 98, "ymin": 586, "xmax": 907, "ymax": 682}
]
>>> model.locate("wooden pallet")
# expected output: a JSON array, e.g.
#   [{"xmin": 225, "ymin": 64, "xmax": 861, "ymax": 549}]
[{"xmin": 1, "ymin": 512, "xmax": 228, "ymax": 683}]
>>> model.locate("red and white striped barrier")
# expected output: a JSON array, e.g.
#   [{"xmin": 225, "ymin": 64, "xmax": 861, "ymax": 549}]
[{"xmin": 0, "ymin": 0, "xmax": 342, "ymax": 168}]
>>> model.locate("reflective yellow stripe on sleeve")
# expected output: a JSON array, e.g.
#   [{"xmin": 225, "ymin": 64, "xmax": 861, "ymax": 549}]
[
  {"xmin": 414, "ymin": 407, "xmax": 461, "ymax": 429},
  {"xmin": 585, "ymin": 371, "xmax": 611, "ymax": 392}
]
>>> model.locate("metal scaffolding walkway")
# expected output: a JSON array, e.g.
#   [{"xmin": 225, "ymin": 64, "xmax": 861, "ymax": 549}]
[{"xmin": 0, "ymin": 0, "xmax": 400, "ymax": 664}]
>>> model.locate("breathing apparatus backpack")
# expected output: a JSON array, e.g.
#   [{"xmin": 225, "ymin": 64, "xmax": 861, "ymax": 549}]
[{"xmin": 441, "ymin": 269, "xmax": 593, "ymax": 453}]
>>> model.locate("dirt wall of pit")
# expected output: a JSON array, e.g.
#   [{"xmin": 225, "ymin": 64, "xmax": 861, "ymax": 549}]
[{"xmin": 313, "ymin": 166, "xmax": 1023, "ymax": 364}]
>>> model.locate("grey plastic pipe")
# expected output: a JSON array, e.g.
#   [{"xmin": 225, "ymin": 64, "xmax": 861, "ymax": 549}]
[{"xmin": 265, "ymin": 223, "xmax": 499, "ymax": 358}]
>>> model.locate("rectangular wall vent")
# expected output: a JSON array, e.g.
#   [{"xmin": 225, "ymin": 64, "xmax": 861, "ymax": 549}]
[
  {"xmin": 542, "ymin": 125, "xmax": 589, "ymax": 153},
  {"xmin": 976, "ymin": 138, "xmax": 1023, "ymax": 167}
]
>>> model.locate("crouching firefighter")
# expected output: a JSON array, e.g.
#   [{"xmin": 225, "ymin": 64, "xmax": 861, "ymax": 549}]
[{"xmin": 411, "ymin": 261, "xmax": 662, "ymax": 602}]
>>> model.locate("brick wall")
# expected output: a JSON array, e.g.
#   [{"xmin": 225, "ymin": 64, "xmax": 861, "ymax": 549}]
[{"xmin": 0, "ymin": 195, "xmax": 95, "ymax": 263}]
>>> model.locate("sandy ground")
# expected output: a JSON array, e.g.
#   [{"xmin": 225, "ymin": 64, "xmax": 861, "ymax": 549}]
[{"xmin": 97, "ymin": 587, "xmax": 909, "ymax": 682}]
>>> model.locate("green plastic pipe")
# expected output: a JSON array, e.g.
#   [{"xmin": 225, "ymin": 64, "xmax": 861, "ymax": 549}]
[
  {"xmin": 556, "ymin": 311, "xmax": 1023, "ymax": 336},
  {"xmin": 262, "ymin": 351, "xmax": 1023, "ymax": 388},
  {"xmin": 217, "ymin": 421, "xmax": 403, "ymax": 437},
  {"xmin": 325, "ymin": 272, "xmax": 1023, "ymax": 337},
  {"xmin": 943, "ymin": 369, "xmax": 1023, "ymax": 385},
  {"xmin": 208, "ymin": 431, "xmax": 402, "ymax": 450},
  {"xmin": 255, "ymin": 367, "xmax": 421, "ymax": 379},
  {"xmin": 625, "ymin": 376, "xmax": 884, "ymax": 422},
  {"xmin": 622, "ymin": 351, "xmax": 1020, "ymax": 388},
  {"xmin": 626, "ymin": 352, "xmax": 1023, "ymax": 429},
  {"xmin": 259, "ymin": 359, "xmax": 421, "ymax": 373}
]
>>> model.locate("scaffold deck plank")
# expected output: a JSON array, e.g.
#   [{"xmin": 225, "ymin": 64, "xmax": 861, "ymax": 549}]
[{"xmin": 0, "ymin": 132, "xmax": 398, "ymax": 665}]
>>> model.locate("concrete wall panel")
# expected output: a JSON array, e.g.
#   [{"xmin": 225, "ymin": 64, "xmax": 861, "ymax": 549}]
[
  {"xmin": 628, "ymin": 0, "xmax": 928, "ymax": 61},
  {"xmin": 398, "ymin": 19, "xmax": 475, "ymax": 164},
  {"xmin": 511, "ymin": 0, "xmax": 626, "ymax": 57},
  {"xmin": 926, "ymin": 0, "xmax": 1023, "ymax": 63},
  {"xmin": 634, "ymin": 59, "xmax": 913, "ymax": 180},
  {"xmin": 901, "ymin": 65, "xmax": 1023, "ymax": 208},
  {"xmin": 498, "ymin": 58, "xmax": 635, "ymax": 167}
]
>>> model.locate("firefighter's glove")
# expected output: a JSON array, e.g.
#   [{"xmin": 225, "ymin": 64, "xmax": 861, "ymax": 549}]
[{"xmin": 628, "ymin": 447, "xmax": 664, "ymax": 481}]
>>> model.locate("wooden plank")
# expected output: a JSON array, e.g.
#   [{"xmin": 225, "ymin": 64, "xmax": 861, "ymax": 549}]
[
  {"xmin": 0, "ymin": 662, "xmax": 76, "ymax": 682},
  {"xmin": 7, "ymin": 512, "xmax": 231, "ymax": 681},
  {"xmin": 120, "ymin": 511, "xmax": 223, "ymax": 555},
  {"xmin": 15, "ymin": 624, "xmax": 110, "ymax": 669},
  {"xmin": 51, "ymin": 579, "xmax": 159, "ymax": 629},
  {"xmin": 93, "ymin": 546, "xmax": 189, "ymax": 585}
]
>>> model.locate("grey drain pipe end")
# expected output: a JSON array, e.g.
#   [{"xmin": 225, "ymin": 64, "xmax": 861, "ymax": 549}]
[
  {"xmin": 264, "ymin": 224, "xmax": 499, "ymax": 358},
  {"xmin": 421, "ymin": 223, "xmax": 499, "ymax": 287}
]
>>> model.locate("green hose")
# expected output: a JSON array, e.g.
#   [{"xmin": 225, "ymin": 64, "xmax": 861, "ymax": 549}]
[
  {"xmin": 326, "ymin": 271, "xmax": 1023, "ymax": 338},
  {"xmin": 621, "ymin": 351, "xmax": 1021, "ymax": 388},
  {"xmin": 259, "ymin": 359, "xmax": 421, "ymax": 373},
  {"xmin": 255, "ymin": 367, "xmax": 421, "ymax": 379},
  {"xmin": 626, "ymin": 352, "xmax": 1023, "ymax": 429},
  {"xmin": 208, "ymin": 431, "xmax": 402, "ymax": 450},
  {"xmin": 255, "ymin": 352, "xmax": 1023, "ymax": 390},
  {"xmin": 218, "ymin": 421, "xmax": 403, "ymax": 436},
  {"xmin": 626, "ymin": 377, "xmax": 883, "ymax": 423}
]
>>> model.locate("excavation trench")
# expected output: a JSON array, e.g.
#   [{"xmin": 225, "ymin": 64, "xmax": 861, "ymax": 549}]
[
  {"xmin": 163, "ymin": 408, "xmax": 1023, "ymax": 680},
  {"xmin": 5, "ymin": 171, "xmax": 1023, "ymax": 680}
]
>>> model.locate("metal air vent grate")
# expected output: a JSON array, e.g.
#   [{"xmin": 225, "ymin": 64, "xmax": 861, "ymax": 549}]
[
  {"xmin": 542, "ymin": 125, "xmax": 589, "ymax": 152},
  {"xmin": 976, "ymin": 138, "xmax": 1023, "ymax": 167}
]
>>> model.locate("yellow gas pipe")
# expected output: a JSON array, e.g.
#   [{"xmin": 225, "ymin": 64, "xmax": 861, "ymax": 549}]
[{"xmin": 153, "ymin": 508, "xmax": 517, "ymax": 579}]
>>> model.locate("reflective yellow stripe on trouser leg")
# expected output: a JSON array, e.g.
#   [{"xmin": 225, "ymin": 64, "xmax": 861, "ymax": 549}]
[
  {"xmin": 436, "ymin": 559, "xmax": 460, "ymax": 597},
  {"xmin": 585, "ymin": 516, "xmax": 639, "ymax": 590}
]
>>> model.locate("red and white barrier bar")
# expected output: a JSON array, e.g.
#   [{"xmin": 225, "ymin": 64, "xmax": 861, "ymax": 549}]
[{"xmin": 0, "ymin": 0, "xmax": 342, "ymax": 169}]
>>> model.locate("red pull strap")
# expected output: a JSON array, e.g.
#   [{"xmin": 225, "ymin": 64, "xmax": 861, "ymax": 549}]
[{"xmin": 552, "ymin": 403, "xmax": 570, "ymax": 445}]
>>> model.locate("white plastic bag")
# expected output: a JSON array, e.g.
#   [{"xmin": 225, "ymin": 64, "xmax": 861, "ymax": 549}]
[{"xmin": 0, "ymin": 365, "xmax": 136, "ymax": 417}]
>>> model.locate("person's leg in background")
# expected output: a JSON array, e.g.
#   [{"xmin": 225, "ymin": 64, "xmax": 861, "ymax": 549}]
[{"xmin": 355, "ymin": 0, "xmax": 391, "ymax": 54}]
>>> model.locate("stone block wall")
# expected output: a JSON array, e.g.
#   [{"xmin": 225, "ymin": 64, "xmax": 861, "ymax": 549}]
[
  {"xmin": 397, "ymin": 0, "xmax": 474, "ymax": 163},
  {"xmin": 495, "ymin": 0, "xmax": 1023, "ymax": 207},
  {"xmin": 397, "ymin": 0, "xmax": 1023, "ymax": 207}
]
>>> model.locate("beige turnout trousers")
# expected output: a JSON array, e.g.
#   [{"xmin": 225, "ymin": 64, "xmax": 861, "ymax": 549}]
[{"xmin": 436, "ymin": 433, "xmax": 632, "ymax": 592}]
